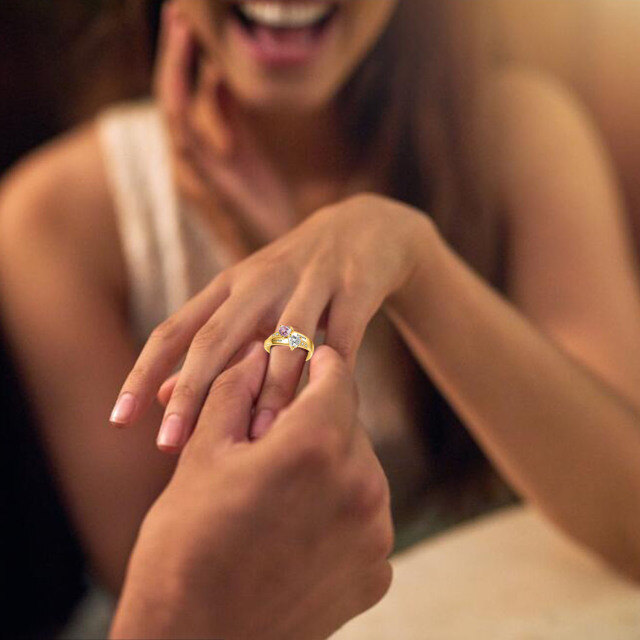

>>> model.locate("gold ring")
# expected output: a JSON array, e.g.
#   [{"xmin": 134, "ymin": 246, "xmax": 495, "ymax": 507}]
[{"xmin": 264, "ymin": 324, "xmax": 315, "ymax": 361}]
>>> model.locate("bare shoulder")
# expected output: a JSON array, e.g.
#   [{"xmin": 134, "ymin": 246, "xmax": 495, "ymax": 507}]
[
  {"xmin": 0, "ymin": 122, "xmax": 124, "ymax": 296},
  {"xmin": 485, "ymin": 65, "xmax": 621, "ymax": 221}
]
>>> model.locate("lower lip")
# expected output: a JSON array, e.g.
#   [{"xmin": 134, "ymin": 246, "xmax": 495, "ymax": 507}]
[{"xmin": 228, "ymin": 9, "xmax": 339, "ymax": 68}]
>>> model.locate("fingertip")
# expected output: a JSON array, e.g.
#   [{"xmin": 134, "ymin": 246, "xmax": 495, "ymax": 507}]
[
  {"xmin": 306, "ymin": 346, "xmax": 356, "ymax": 409},
  {"xmin": 157, "ymin": 414, "xmax": 188, "ymax": 453},
  {"xmin": 109, "ymin": 392, "xmax": 137, "ymax": 428},
  {"xmin": 309, "ymin": 345, "xmax": 342, "ymax": 374}
]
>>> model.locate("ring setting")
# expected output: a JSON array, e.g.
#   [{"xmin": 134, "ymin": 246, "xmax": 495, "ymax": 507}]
[{"xmin": 264, "ymin": 324, "xmax": 315, "ymax": 361}]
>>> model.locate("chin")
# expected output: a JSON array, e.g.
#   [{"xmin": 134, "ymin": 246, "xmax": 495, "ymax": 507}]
[{"xmin": 228, "ymin": 76, "xmax": 337, "ymax": 112}]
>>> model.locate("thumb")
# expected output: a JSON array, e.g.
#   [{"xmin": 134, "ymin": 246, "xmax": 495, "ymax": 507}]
[{"xmin": 263, "ymin": 346, "xmax": 359, "ymax": 448}]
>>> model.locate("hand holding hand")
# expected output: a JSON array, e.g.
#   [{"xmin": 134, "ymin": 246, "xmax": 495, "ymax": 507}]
[
  {"xmin": 110, "ymin": 344, "xmax": 394, "ymax": 640},
  {"xmin": 110, "ymin": 192, "xmax": 435, "ymax": 450}
]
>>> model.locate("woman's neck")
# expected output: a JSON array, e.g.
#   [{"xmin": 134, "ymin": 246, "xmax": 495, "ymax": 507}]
[{"xmin": 244, "ymin": 103, "xmax": 358, "ymax": 188}]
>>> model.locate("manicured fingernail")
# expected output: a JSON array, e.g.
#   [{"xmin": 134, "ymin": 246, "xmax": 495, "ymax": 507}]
[
  {"xmin": 157, "ymin": 414, "xmax": 186, "ymax": 451},
  {"xmin": 110, "ymin": 393, "xmax": 137, "ymax": 425},
  {"xmin": 251, "ymin": 409, "xmax": 275, "ymax": 439}
]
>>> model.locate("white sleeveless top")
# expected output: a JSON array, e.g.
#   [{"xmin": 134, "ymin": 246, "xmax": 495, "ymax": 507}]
[{"xmin": 95, "ymin": 99, "xmax": 437, "ymax": 519}]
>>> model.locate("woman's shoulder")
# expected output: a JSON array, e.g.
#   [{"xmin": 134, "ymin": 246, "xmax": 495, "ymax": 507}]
[
  {"xmin": 486, "ymin": 65, "xmax": 610, "ymax": 200},
  {"xmin": 0, "ymin": 121, "xmax": 125, "ymax": 295}
]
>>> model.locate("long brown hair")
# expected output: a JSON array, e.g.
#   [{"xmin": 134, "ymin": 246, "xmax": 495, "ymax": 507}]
[{"xmin": 333, "ymin": 0, "xmax": 517, "ymax": 520}]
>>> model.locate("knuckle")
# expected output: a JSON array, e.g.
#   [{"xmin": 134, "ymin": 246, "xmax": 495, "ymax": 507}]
[
  {"xmin": 208, "ymin": 371, "xmax": 251, "ymax": 410},
  {"xmin": 346, "ymin": 470, "xmax": 389, "ymax": 522},
  {"xmin": 366, "ymin": 518, "xmax": 395, "ymax": 562},
  {"xmin": 328, "ymin": 328, "xmax": 358, "ymax": 361},
  {"xmin": 256, "ymin": 251, "xmax": 295, "ymax": 283},
  {"xmin": 290, "ymin": 427, "xmax": 342, "ymax": 474},
  {"xmin": 192, "ymin": 321, "xmax": 223, "ymax": 352},
  {"xmin": 126, "ymin": 365, "xmax": 152, "ymax": 389},
  {"xmin": 343, "ymin": 192, "xmax": 380, "ymax": 214},
  {"xmin": 170, "ymin": 382, "xmax": 199, "ymax": 403},
  {"xmin": 360, "ymin": 562, "xmax": 394, "ymax": 610},
  {"xmin": 210, "ymin": 369, "xmax": 243, "ymax": 397},
  {"xmin": 212, "ymin": 268, "xmax": 233, "ymax": 293},
  {"xmin": 150, "ymin": 316, "xmax": 183, "ymax": 344}
]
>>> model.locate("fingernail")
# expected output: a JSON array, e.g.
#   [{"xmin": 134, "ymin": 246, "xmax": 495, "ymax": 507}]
[
  {"xmin": 110, "ymin": 393, "xmax": 137, "ymax": 425},
  {"xmin": 251, "ymin": 409, "xmax": 275, "ymax": 439},
  {"xmin": 157, "ymin": 414, "xmax": 186, "ymax": 451}
]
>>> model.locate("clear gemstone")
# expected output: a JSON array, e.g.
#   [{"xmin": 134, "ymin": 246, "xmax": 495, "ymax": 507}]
[
  {"xmin": 278, "ymin": 325, "xmax": 292, "ymax": 337},
  {"xmin": 289, "ymin": 333, "xmax": 302, "ymax": 348}
]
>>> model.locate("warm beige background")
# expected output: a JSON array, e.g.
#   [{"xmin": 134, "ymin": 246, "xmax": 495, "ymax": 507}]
[
  {"xmin": 492, "ymin": 0, "xmax": 640, "ymax": 244},
  {"xmin": 335, "ymin": 504, "xmax": 640, "ymax": 639}
]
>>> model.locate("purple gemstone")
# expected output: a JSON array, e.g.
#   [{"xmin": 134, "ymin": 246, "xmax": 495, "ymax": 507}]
[{"xmin": 278, "ymin": 325, "xmax": 291, "ymax": 337}]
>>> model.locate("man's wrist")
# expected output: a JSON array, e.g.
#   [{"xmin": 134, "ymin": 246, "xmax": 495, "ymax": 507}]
[
  {"xmin": 110, "ymin": 561, "xmax": 182, "ymax": 639},
  {"xmin": 109, "ymin": 520, "xmax": 193, "ymax": 640}
]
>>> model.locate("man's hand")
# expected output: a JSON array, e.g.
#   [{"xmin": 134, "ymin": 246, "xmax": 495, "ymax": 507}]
[{"xmin": 110, "ymin": 343, "xmax": 394, "ymax": 640}]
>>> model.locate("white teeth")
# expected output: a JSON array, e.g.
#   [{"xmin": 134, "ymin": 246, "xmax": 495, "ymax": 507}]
[{"xmin": 237, "ymin": 2, "xmax": 334, "ymax": 28}]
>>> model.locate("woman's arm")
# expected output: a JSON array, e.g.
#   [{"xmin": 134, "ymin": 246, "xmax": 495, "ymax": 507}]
[
  {"xmin": 0, "ymin": 126, "xmax": 176, "ymax": 592},
  {"xmin": 386, "ymin": 70, "xmax": 640, "ymax": 582}
]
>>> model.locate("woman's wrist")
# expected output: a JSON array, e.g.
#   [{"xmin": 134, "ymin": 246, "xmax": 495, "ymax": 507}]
[{"xmin": 385, "ymin": 211, "xmax": 443, "ymax": 319}]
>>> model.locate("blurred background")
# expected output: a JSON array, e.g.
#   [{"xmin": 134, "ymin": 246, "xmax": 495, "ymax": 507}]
[{"xmin": 3, "ymin": 1, "xmax": 640, "ymax": 637}]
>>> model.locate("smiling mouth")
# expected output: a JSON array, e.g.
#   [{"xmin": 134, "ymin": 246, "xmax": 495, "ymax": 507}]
[
  {"xmin": 228, "ymin": 1, "xmax": 340, "ymax": 66},
  {"xmin": 232, "ymin": 1, "xmax": 338, "ymax": 30}
]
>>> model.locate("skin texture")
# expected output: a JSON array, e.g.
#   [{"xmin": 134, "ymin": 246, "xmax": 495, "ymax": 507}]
[
  {"xmin": 1, "ymin": 0, "xmax": 640, "ymax": 624},
  {"xmin": 110, "ymin": 344, "xmax": 394, "ymax": 640}
]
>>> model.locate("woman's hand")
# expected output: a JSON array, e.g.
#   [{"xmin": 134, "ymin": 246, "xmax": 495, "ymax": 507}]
[
  {"xmin": 110, "ymin": 192, "xmax": 434, "ymax": 450},
  {"xmin": 156, "ymin": 4, "xmax": 296, "ymax": 249}
]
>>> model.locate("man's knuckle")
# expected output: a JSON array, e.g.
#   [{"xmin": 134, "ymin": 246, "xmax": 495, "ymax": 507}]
[
  {"xmin": 366, "ymin": 519, "xmax": 395, "ymax": 562},
  {"xmin": 347, "ymin": 471, "xmax": 388, "ymax": 522},
  {"xmin": 346, "ymin": 192, "xmax": 377, "ymax": 208},
  {"xmin": 330, "ymin": 329, "xmax": 358, "ymax": 361},
  {"xmin": 361, "ymin": 562, "xmax": 394, "ymax": 609},
  {"xmin": 291, "ymin": 428, "xmax": 341, "ymax": 473}
]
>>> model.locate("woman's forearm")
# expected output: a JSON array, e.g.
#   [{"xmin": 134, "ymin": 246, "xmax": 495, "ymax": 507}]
[{"xmin": 387, "ymin": 224, "xmax": 640, "ymax": 581}]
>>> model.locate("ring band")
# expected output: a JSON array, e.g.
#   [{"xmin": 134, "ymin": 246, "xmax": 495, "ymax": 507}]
[{"xmin": 264, "ymin": 324, "xmax": 315, "ymax": 361}]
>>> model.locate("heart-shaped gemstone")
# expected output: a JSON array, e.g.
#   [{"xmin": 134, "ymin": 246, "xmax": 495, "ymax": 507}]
[{"xmin": 289, "ymin": 333, "xmax": 302, "ymax": 349}]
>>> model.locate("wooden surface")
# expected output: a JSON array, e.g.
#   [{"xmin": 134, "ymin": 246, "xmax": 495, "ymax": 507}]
[{"xmin": 334, "ymin": 504, "xmax": 640, "ymax": 639}]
